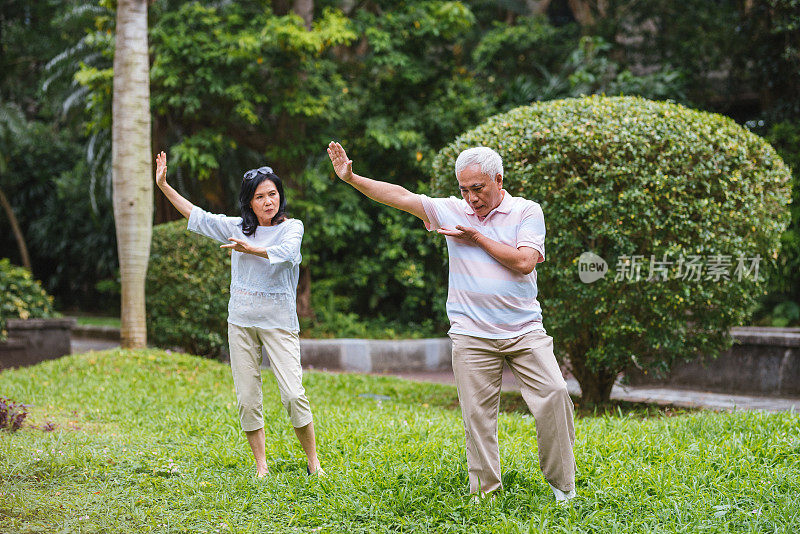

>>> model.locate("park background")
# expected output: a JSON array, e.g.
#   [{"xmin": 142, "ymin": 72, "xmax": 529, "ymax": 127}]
[
  {"xmin": 1, "ymin": 0, "xmax": 798, "ymax": 337},
  {"xmin": 1, "ymin": 1, "xmax": 799, "ymax": 532}
]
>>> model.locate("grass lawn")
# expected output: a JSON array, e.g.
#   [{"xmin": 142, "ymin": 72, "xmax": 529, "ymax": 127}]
[
  {"xmin": 1, "ymin": 350, "xmax": 798, "ymax": 533},
  {"xmin": 70, "ymin": 316, "xmax": 122, "ymax": 329}
]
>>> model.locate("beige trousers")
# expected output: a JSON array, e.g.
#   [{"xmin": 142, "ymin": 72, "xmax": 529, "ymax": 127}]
[
  {"xmin": 227, "ymin": 323, "xmax": 312, "ymax": 432},
  {"xmin": 450, "ymin": 330, "xmax": 575, "ymax": 494}
]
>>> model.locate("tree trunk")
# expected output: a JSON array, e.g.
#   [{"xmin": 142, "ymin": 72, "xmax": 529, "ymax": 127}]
[
  {"xmin": 568, "ymin": 0, "xmax": 595, "ymax": 27},
  {"xmin": 0, "ymin": 185, "xmax": 32, "ymax": 271},
  {"xmin": 112, "ymin": 0, "xmax": 152, "ymax": 348},
  {"xmin": 293, "ymin": 0, "xmax": 314, "ymax": 29},
  {"xmin": 296, "ymin": 265, "xmax": 314, "ymax": 319},
  {"xmin": 289, "ymin": 0, "xmax": 315, "ymax": 318},
  {"xmin": 568, "ymin": 353, "xmax": 616, "ymax": 406}
]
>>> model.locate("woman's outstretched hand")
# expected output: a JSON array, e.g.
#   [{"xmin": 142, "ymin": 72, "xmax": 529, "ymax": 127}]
[
  {"xmin": 153, "ymin": 149, "xmax": 194, "ymax": 219},
  {"xmin": 221, "ymin": 237, "xmax": 266, "ymax": 258},
  {"xmin": 155, "ymin": 151, "xmax": 167, "ymax": 187},
  {"xmin": 327, "ymin": 141, "xmax": 354, "ymax": 183}
]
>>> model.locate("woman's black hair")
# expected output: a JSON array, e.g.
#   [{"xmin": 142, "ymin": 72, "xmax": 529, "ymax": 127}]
[{"xmin": 239, "ymin": 171, "xmax": 287, "ymax": 236}]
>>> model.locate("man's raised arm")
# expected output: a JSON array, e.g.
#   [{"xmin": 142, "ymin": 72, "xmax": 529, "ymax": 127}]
[{"xmin": 327, "ymin": 141, "xmax": 429, "ymax": 224}]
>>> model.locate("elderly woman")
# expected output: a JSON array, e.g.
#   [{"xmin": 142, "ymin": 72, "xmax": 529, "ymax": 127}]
[{"xmin": 154, "ymin": 151, "xmax": 323, "ymax": 477}]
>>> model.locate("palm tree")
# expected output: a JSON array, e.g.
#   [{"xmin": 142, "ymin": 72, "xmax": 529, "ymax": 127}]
[
  {"xmin": 112, "ymin": 0, "xmax": 152, "ymax": 348},
  {"xmin": 43, "ymin": 3, "xmax": 114, "ymax": 214}
]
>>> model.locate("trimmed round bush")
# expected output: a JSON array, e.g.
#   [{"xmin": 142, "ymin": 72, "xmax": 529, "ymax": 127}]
[
  {"xmin": 432, "ymin": 95, "xmax": 792, "ymax": 404},
  {"xmin": 0, "ymin": 258, "xmax": 58, "ymax": 341},
  {"xmin": 147, "ymin": 221, "xmax": 229, "ymax": 357}
]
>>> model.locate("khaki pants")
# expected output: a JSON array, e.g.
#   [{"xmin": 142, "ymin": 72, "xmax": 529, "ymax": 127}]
[
  {"xmin": 450, "ymin": 330, "xmax": 575, "ymax": 494},
  {"xmin": 227, "ymin": 323, "xmax": 313, "ymax": 432}
]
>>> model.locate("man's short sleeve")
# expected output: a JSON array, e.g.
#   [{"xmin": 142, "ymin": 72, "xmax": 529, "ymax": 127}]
[
  {"xmin": 516, "ymin": 203, "xmax": 546, "ymax": 263},
  {"xmin": 419, "ymin": 195, "xmax": 461, "ymax": 231}
]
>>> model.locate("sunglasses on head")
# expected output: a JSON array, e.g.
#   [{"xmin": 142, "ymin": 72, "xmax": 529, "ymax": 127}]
[{"xmin": 243, "ymin": 166, "xmax": 274, "ymax": 180}]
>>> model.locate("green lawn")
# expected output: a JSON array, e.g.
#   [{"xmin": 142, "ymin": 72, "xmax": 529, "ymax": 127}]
[
  {"xmin": 1, "ymin": 350, "xmax": 798, "ymax": 533},
  {"xmin": 70, "ymin": 315, "xmax": 122, "ymax": 329}
]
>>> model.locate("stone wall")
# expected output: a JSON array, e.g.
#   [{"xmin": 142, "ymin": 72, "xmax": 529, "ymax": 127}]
[
  {"xmin": 263, "ymin": 338, "xmax": 453, "ymax": 373},
  {"xmin": 0, "ymin": 318, "xmax": 75, "ymax": 370},
  {"xmin": 626, "ymin": 327, "xmax": 800, "ymax": 397}
]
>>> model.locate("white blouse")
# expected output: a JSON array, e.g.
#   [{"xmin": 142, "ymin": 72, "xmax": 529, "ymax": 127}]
[{"xmin": 187, "ymin": 207, "xmax": 303, "ymax": 331}]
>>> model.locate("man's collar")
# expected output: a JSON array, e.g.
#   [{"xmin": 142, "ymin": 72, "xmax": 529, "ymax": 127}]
[
  {"xmin": 463, "ymin": 189, "xmax": 511, "ymax": 216},
  {"xmin": 495, "ymin": 190, "xmax": 512, "ymax": 214}
]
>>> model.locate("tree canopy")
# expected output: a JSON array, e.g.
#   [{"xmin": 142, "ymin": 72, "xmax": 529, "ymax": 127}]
[{"xmin": 0, "ymin": 0, "xmax": 797, "ymax": 333}]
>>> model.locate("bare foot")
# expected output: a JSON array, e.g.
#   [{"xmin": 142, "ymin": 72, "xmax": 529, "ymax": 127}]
[{"xmin": 256, "ymin": 464, "xmax": 269, "ymax": 478}]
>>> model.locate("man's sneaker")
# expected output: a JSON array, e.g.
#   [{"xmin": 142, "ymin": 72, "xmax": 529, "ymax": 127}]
[
  {"xmin": 549, "ymin": 482, "xmax": 576, "ymax": 503},
  {"xmin": 307, "ymin": 465, "xmax": 326, "ymax": 477},
  {"xmin": 469, "ymin": 493, "xmax": 496, "ymax": 505}
]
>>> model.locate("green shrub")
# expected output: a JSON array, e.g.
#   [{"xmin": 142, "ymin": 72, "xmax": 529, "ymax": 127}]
[
  {"xmin": 146, "ymin": 221, "xmax": 229, "ymax": 357},
  {"xmin": 432, "ymin": 95, "xmax": 792, "ymax": 404},
  {"xmin": 0, "ymin": 258, "xmax": 57, "ymax": 341}
]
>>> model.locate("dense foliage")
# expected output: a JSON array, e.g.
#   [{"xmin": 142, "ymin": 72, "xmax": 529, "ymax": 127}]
[
  {"xmin": 432, "ymin": 96, "xmax": 792, "ymax": 404},
  {"xmin": 0, "ymin": 1, "xmax": 118, "ymax": 309},
  {"xmin": 146, "ymin": 221, "xmax": 230, "ymax": 357},
  {"xmin": 6, "ymin": 124, "xmax": 118, "ymax": 310},
  {"xmin": 1, "ymin": 0, "xmax": 798, "ymax": 330},
  {"xmin": 0, "ymin": 258, "xmax": 58, "ymax": 341}
]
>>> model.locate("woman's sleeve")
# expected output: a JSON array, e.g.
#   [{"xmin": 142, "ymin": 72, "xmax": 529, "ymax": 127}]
[
  {"xmin": 265, "ymin": 220, "xmax": 303, "ymax": 266},
  {"xmin": 187, "ymin": 206, "xmax": 241, "ymax": 244}
]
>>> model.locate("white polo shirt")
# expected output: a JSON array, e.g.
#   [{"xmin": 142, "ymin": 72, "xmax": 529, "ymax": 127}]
[{"xmin": 420, "ymin": 190, "xmax": 547, "ymax": 339}]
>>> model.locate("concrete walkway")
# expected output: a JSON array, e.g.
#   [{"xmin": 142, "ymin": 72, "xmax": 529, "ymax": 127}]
[
  {"xmin": 388, "ymin": 369, "xmax": 800, "ymax": 413},
  {"xmin": 70, "ymin": 334, "xmax": 799, "ymax": 413},
  {"xmin": 603, "ymin": 382, "xmax": 800, "ymax": 412}
]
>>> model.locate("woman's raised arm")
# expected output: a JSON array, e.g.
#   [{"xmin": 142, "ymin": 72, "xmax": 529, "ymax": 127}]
[{"xmin": 155, "ymin": 151, "xmax": 193, "ymax": 219}]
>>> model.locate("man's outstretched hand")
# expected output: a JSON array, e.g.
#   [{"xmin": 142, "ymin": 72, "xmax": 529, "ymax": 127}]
[
  {"xmin": 327, "ymin": 141, "xmax": 355, "ymax": 183},
  {"xmin": 326, "ymin": 140, "xmax": 431, "ymax": 224}
]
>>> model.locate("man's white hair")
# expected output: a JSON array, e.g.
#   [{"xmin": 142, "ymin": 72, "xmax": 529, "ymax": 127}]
[{"xmin": 455, "ymin": 146, "xmax": 504, "ymax": 180}]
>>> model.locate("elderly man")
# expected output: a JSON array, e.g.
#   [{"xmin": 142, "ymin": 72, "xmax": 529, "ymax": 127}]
[{"xmin": 327, "ymin": 141, "xmax": 576, "ymax": 501}]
